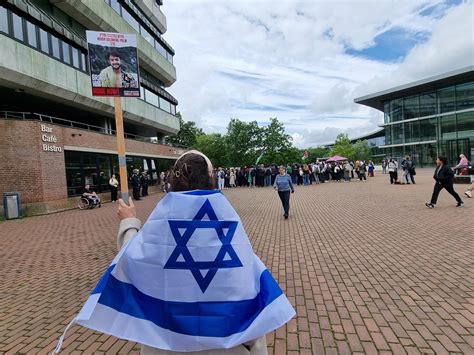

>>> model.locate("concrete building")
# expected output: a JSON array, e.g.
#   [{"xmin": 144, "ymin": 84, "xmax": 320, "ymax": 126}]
[
  {"xmin": 0, "ymin": 0, "xmax": 184, "ymax": 216},
  {"xmin": 355, "ymin": 66, "xmax": 474, "ymax": 167}
]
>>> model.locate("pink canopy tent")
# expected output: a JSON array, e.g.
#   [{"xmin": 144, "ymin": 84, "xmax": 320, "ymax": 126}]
[{"xmin": 326, "ymin": 155, "xmax": 348, "ymax": 162}]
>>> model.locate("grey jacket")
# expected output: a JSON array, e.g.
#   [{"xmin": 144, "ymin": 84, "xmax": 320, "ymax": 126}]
[{"xmin": 117, "ymin": 218, "xmax": 268, "ymax": 355}]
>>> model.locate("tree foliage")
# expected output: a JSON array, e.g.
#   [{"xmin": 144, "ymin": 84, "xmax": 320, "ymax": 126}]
[
  {"xmin": 194, "ymin": 133, "xmax": 228, "ymax": 167},
  {"xmin": 330, "ymin": 133, "xmax": 353, "ymax": 159},
  {"xmin": 224, "ymin": 119, "xmax": 262, "ymax": 166},
  {"xmin": 351, "ymin": 139, "xmax": 372, "ymax": 161},
  {"xmin": 165, "ymin": 112, "xmax": 203, "ymax": 148}
]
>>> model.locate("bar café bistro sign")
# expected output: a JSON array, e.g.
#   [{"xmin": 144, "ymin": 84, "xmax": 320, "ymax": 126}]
[{"xmin": 40, "ymin": 124, "xmax": 62, "ymax": 152}]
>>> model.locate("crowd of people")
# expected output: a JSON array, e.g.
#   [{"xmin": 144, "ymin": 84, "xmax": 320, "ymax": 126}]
[{"xmin": 211, "ymin": 160, "xmax": 376, "ymax": 189}]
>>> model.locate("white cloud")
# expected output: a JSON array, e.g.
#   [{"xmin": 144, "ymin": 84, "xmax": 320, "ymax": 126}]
[{"xmin": 163, "ymin": 0, "xmax": 473, "ymax": 148}]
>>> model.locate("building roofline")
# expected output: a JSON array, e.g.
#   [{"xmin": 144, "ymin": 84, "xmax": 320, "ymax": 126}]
[
  {"xmin": 349, "ymin": 127, "xmax": 385, "ymax": 143},
  {"xmin": 354, "ymin": 66, "xmax": 474, "ymax": 111}
]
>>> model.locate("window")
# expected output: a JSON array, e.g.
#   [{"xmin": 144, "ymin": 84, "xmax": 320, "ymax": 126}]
[
  {"xmin": 419, "ymin": 118, "xmax": 437, "ymax": 141},
  {"xmin": 456, "ymin": 81, "xmax": 474, "ymax": 111},
  {"xmin": 39, "ymin": 28, "xmax": 49, "ymax": 54},
  {"xmin": 110, "ymin": 0, "xmax": 121, "ymax": 15},
  {"xmin": 405, "ymin": 121, "xmax": 420, "ymax": 143},
  {"xmin": 80, "ymin": 52, "xmax": 87, "ymax": 71},
  {"xmin": 159, "ymin": 97, "xmax": 171, "ymax": 113},
  {"xmin": 403, "ymin": 95, "xmax": 419, "ymax": 120},
  {"xmin": 438, "ymin": 86, "xmax": 456, "ymax": 113},
  {"xmin": 51, "ymin": 35, "xmax": 61, "ymax": 59},
  {"xmin": 12, "ymin": 12, "xmax": 24, "ymax": 41},
  {"xmin": 383, "ymin": 101, "xmax": 391, "ymax": 123},
  {"xmin": 391, "ymin": 99, "xmax": 403, "ymax": 122},
  {"xmin": 62, "ymin": 42, "xmax": 71, "ymax": 64},
  {"xmin": 141, "ymin": 27, "xmax": 154, "ymax": 47},
  {"xmin": 171, "ymin": 104, "xmax": 176, "ymax": 115},
  {"xmin": 166, "ymin": 51, "xmax": 173, "ymax": 63},
  {"xmin": 145, "ymin": 89, "xmax": 159, "ymax": 107},
  {"xmin": 155, "ymin": 42, "xmax": 167, "ymax": 57},
  {"xmin": 0, "ymin": 6, "xmax": 8, "ymax": 34},
  {"xmin": 419, "ymin": 92, "xmax": 437, "ymax": 117},
  {"xmin": 122, "ymin": 8, "xmax": 139, "ymax": 32},
  {"xmin": 72, "ymin": 47, "xmax": 80, "ymax": 68},
  {"xmin": 392, "ymin": 123, "xmax": 404, "ymax": 144},
  {"xmin": 440, "ymin": 114, "xmax": 456, "ymax": 140},
  {"xmin": 26, "ymin": 21, "xmax": 37, "ymax": 48},
  {"xmin": 140, "ymin": 86, "xmax": 145, "ymax": 100},
  {"xmin": 421, "ymin": 143, "xmax": 437, "ymax": 167},
  {"xmin": 456, "ymin": 112, "xmax": 474, "ymax": 139}
]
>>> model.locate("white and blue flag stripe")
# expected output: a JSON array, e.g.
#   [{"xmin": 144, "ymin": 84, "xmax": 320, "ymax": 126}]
[{"xmin": 74, "ymin": 190, "xmax": 295, "ymax": 352}]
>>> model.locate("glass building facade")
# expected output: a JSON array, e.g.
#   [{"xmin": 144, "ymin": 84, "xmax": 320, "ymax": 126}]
[{"xmin": 356, "ymin": 68, "xmax": 474, "ymax": 167}]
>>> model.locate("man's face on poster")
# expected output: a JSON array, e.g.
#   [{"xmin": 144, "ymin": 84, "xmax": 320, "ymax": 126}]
[{"xmin": 108, "ymin": 55, "xmax": 121, "ymax": 70}]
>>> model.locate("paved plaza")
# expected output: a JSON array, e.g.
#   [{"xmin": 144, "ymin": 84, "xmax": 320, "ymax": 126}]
[{"xmin": 0, "ymin": 169, "xmax": 473, "ymax": 354}]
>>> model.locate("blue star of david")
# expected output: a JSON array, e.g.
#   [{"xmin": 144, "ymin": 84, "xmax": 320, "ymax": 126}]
[{"xmin": 164, "ymin": 199, "xmax": 243, "ymax": 293}]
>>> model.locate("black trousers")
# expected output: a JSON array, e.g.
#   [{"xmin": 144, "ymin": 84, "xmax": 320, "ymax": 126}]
[
  {"xmin": 430, "ymin": 182, "xmax": 462, "ymax": 204},
  {"xmin": 389, "ymin": 171, "xmax": 398, "ymax": 184},
  {"xmin": 278, "ymin": 190, "xmax": 291, "ymax": 216},
  {"xmin": 110, "ymin": 186, "xmax": 118, "ymax": 201},
  {"xmin": 133, "ymin": 186, "xmax": 141, "ymax": 200}
]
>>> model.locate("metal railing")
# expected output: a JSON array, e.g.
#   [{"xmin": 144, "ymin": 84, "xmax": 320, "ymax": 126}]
[{"xmin": 0, "ymin": 111, "xmax": 188, "ymax": 149}]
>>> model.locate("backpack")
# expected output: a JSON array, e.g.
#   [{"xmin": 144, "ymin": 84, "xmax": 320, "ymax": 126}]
[{"xmin": 219, "ymin": 171, "xmax": 225, "ymax": 179}]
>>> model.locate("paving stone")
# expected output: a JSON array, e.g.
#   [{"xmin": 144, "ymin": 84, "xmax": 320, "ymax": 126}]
[{"xmin": 0, "ymin": 170, "xmax": 472, "ymax": 353}]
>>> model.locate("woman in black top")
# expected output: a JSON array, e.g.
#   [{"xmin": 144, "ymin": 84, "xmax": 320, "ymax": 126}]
[{"xmin": 425, "ymin": 157, "xmax": 463, "ymax": 208}]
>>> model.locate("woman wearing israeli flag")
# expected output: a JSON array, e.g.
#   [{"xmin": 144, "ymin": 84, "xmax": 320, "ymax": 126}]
[{"xmin": 55, "ymin": 150, "xmax": 295, "ymax": 354}]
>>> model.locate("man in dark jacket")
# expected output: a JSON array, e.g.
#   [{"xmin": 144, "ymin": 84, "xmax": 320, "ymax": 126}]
[
  {"xmin": 131, "ymin": 169, "xmax": 141, "ymax": 200},
  {"xmin": 425, "ymin": 157, "xmax": 463, "ymax": 208}
]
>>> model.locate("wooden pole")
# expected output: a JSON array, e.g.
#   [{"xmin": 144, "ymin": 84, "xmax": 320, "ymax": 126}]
[{"xmin": 114, "ymin": 96, "xmax": 129, "ymax": 203}]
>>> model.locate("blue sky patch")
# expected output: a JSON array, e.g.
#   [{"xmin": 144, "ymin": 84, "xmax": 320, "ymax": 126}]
[{"xmin": 346, "ymin": 27, "xmax": 430, "ymax": 62}]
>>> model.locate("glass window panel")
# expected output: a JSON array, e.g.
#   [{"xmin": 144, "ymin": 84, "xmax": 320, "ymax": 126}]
[
  {"xmin": 438, "ymin": 86, "xmax": 456, "ymax": 114},
  {"xmin": 456, "ymin": 112, "xmax": 474, "ymax": 139},
  {"xmin": 39, "ymin": 28, "xmax": 49, "ymax": 54},
  {"xmin": 159, "ymin": 97, "xmax": 171, "ymax": 113},
  {"xmin": 80, "ymin": 52, "xmax": 86, "ymax": 71},
  {"xmin": 110, "ymin": 0, "xmax": 121, "ymax": 14},
  {"xmin": 383, "ymin": 101, "xmax": 391, "ymax": 124},
  {"xmin": 141, "ymin": 27, "xmax": 154, "ymax": 46},
  {"xmin": 51, "ymin": 35, "xmax": 61, "ymax": 59},
  {"xmin": 155, "ymin": 41, "xmax": 167, "ymax": 57},
  {"xmin": 122, "ymin": 8, "xmax": 139, "ymax": 32},
  {"xmin": 171, "ymin": 104, "xmax": 176, "ymax": 115},
  {"xmin": 419, "ymin": 91, "xmax": 437, "ymax": 117},
  {"xmin": 167, "ymin": 51, "xmax": 173, "ymax": 63},
  {"xmin": 456, "ymin": 81, "xmax": 474, "ymax": 111},
  {"xmin": 419, "ymin": 118, "xmax": 437, "ymax": 141},
  {"xmin": 72, "ymin": 47, "xmax": 80, "ymax": 68},
  {"xmin": 82, "ymin": 153, "xmax": 99, "ymax": 189},
  {"xmin": 140, "ymin": 86, "xmax": 145, "ymax": 100},
  {"xmin": 384, "ymin": 126, "xmax": 392, "ymax": 146},
  {"xmin": 26, "ymin": 21, "xmax": 37, "ymax": 47},
  {"xmin": 145, "ymin": 89, "xmax": 158, "ymax": 107},
  {"xmin": 62, "ymin": 42, "xmax": 70, "ymax": 64},
  {"xmin": 0, "ymin": 6, "xmax": 8, "ymax": 34},
  {"xmin": 421, "ymin": 143, "xmax": 437, "ymax": 167},
  {"xmin": 65, "ymin": 151, "xmax": 83, "ymax": 196},
  {"xmin": 12, "ymin": 12, "xmax": 24, "ymax": 41},
  {"xmin": 440, "ymin": 114, "xmax": 456, "ymax": 140},
  {"xmin": 404, "ymin": 121, "xmax": 420, "ymax": 143},
  {"xmin": 403, "ymin": 95, "xmax": 419, "ymax": 120},
  {"xmin": 391, "ymin": 99, "xmax": 403, "ymax": 122},
  {"xmin": 392, "ymin": 123, "xmax": 404, "ymax": 144}
]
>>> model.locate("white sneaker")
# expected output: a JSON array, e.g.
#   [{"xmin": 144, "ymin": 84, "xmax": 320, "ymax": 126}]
[{"xmin": 465, "ymin": 191, "xmax": 472, "ymax": 198}]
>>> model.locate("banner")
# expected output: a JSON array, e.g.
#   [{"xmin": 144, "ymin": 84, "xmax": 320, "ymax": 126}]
[{"xmin": 86, "ymin": 31, "xmax": 140, "ymax": 97}]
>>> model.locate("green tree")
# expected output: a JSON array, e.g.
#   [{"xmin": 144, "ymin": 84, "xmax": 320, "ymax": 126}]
[
  {"xmin": 351, "ymin": 139, "xmax": 372, "ymax": 161},
  {"xmin": 165, "ymin": 112, "xmax": 203, "ymax": 148},
  {"xmin": 307, "ymin": 146, "xmax": 331, "ymax": 162},
  {"xmin": 225, "ymin": 119, "xmax": 263, "ymax": 166},
  {"xmin": 330, "ymin": 133, "xmax": 353, "ymax": 159},
  {"xmin": 194, "ymin": 133, "xmax": 228, "ymax": 167},
  {"xmin": 260, "ymin": 118, "xmax": 295, "ymax": 165}
]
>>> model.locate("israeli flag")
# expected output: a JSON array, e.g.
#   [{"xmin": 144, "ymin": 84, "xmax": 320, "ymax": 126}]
[{"xmin": 75, "ymin": 190, "xmax": 295, "ymax": 352}]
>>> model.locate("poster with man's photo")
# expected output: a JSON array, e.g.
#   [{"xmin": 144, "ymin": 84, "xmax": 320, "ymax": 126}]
[{"xmin": 86, "ymin": 31, "xmax": 140, "ymax": 97}]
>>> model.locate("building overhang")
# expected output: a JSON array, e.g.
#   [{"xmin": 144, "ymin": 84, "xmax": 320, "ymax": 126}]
[{"xmin": 354, "ymin": 66, "xmax": 474, "ymax": 112}]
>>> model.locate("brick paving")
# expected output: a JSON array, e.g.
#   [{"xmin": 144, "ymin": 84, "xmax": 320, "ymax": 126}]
[{"xmin": 0, "ymin": 169, "xmax": 473, "ymax": 354}]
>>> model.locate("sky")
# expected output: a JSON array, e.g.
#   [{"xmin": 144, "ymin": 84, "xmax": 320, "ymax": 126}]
[{"xmin": 163, "ymin": 0, "xmax": 473, "ymax": 147}]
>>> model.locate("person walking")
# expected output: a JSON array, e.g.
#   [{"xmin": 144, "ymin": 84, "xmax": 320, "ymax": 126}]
[
  {"xmin": 425, "ymin": 157, "xmax": 464, "ymax": 208},
  {"xmin": 130, "ymin": 169, "xmax": 141, "ymax": 200},
  {"xmin": 109, "ymin": 174, "xmax": 119, "ymax": 202},
  {"xmin": 401, "ymin": 155, "xmax": 416, "ymax": 184},
  {"xmin": 388, "ymin": 159, "xmax": 398, "ymax": 184},
  {"xmin": 368, "ymin": 160, "xmax": 375, "ymax": 177},
  {"xmin": 274, "ymin": 166, "xmax": 295, "ymax": 219},
  {"xmin": 217, "ymin": 167, "xmax": 225, "ymax": 190}
]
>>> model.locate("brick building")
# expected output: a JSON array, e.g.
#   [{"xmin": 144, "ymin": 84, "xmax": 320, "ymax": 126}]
[{"xmin": 0, "ymin": 0, "xmax": 183, "ymax": 215}]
